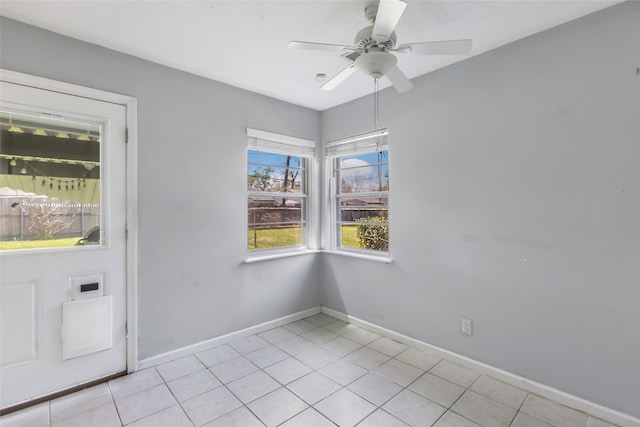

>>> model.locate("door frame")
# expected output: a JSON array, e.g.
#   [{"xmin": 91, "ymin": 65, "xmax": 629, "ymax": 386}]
[{"xmin": 0, "ymin": 68, "xmax": 139, "ymax": 373}]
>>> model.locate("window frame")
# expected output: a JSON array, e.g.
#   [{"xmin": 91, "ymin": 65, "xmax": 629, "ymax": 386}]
[
  {"xmin": 325, "ymin": 129, "xmax": 390, "ymax": 261},
  {"xmin": 246, "ymin": 128, "xmax": 316, "ymax": 261}
]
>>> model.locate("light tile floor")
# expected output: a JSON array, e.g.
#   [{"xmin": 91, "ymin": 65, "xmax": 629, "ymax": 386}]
[{"xmin": 0, "ymin": 313, "xmax": 621, "ymax": 427}]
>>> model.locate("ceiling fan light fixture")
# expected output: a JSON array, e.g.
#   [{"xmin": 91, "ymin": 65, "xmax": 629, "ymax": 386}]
[
  {"xmin": 289, "ymin": 0, "xmax": 469, "ymax": 94},
  {"xmin": 355, "ymin": 51, "xmax": 397, "ymax": 78}
]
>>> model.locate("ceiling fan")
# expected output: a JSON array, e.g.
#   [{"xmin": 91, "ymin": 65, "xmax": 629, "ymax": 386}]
[{"xmin": 288, "ymin": 0, "xmax": 472, "ymax": 93}]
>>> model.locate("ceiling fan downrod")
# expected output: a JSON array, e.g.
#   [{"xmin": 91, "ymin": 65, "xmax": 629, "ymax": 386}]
[{"xmin": 374, "ymin": 77, "xmax": 380, "ymax": 131}]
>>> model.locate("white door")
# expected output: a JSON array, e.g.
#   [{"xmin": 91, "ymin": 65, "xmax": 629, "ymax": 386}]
[{"xmin": 0, "ymin": 81, "xmax": 127, "ymax": 409}]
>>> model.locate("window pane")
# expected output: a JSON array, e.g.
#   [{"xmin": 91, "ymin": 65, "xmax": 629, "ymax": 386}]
[
  {"xmin": 338, "ymin": 197, "xmax": 388, "ymax": 252},
  {"xmin": 248, "ymin": 165, "xmax": 278, "ymax": 192},
  {"xmin": 340, "ymin": 217, "xmax": 388, "ymax": 252},
  {"xmin": 340, "ymin": 151, "xmax": 386, "ymax": 166},
  {"xmin": 250, "ymin": 150, "xmax": 301, "ymax": 168},
  {"xmin": 248, "ymin": 197, "xmax": 304, "ymax": 250},
  {"xmin": 340, "ymin": 197, "xmax": 388, "ymax": 219},
  {"xmin": 0, "ymin": 109, "xmax": 101, "ymax": 250},
  {"xmin": 247, "ymin": 165, "xmax": 303, "ymax": 193},
  {"xmin": 248, "ymin": 150, "xmax": 304, "ymax": 195},
  {"xmin": 339, "ymin": 151, "xmax": 388, "ymax": 193},
  {"xmin": 247, "ymin": 144, "xmax": 308, "ymax": 253},
  {"xmin": 330, "ymin": 131, "xmax": 389, "ymax": 256}
]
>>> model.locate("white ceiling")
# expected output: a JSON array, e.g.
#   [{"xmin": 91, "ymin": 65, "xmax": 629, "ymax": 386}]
[{"xmin": 0, "ymin": 0, "xmax": 621, "ymax": 111}]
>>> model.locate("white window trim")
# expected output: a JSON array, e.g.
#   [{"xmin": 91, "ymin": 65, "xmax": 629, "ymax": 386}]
[
  {"xmin": 322, "ymin": 249, "xmax": 392, "ymax": 264},
  {"xmin": 244, "ymin": 249, "xmax": 320, "ymax": 264},
  {"xmin": 248, "ymin": 128, "xmax": 315, "ymax": 153},
  {"xmin": 325, "ymin": 128, "xmax": 390, "ymax": 261},
  {"xmin": 246, "ymin": 128, "xmax": 317, "ymax": 261}
]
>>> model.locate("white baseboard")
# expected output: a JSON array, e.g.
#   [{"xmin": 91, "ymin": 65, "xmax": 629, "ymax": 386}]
[
  {"xmin": 136, "ymin": 304, "xmax": 637, "ymax": 426},
  {"xmin": 137, "ymin": 306, "xmax": 320, "ymax": 370},
  {"xmin": 321, "ymin": 306, "xmax": 640, "ymax": 427}
]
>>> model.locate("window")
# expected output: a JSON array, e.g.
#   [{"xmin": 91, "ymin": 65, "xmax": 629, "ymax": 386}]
[
  {"xmin": 326, "ymin": 129, "xmax": 389, "ymax": 259},
  {"xmin": 247, "ymin": 129, "xmax": 315, "ymax": 257},
  {"xmin": 1, "ymin": 108, "xmax": 102, "ymax": 250}
]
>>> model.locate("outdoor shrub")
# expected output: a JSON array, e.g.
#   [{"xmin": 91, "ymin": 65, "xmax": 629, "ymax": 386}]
[{"xmin": 356, "ymin": 216, "xmax": 389, "ymax": 251}]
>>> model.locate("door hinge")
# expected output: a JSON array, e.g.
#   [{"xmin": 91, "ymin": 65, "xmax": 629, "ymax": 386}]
[{"xmin": 125, "ymin": 128, "xmax": 129, "ymax": 143}]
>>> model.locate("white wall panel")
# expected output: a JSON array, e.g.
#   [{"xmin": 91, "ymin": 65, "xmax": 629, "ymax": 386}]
[{"xmin": 0, "ymin": 280, "xmax": 41, "ymax": 367}]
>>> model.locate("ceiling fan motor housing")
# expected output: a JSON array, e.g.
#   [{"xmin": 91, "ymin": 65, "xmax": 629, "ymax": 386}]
[
  {"xmin": 354, "ymin": 26, "xmax": 396, "ymax": 52},
  {"xmin": 354, "ymin": 22, "xmax": 398, "ymax": 79}
]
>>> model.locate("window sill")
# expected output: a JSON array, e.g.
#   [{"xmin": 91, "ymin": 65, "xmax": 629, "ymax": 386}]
[
  {"xmin": 321, "ymin": 250, "xmax": 392, "ymax": 264},
  {"xmin": 245, "ymin": 249, "xmax": 320, "ymax": 263}
]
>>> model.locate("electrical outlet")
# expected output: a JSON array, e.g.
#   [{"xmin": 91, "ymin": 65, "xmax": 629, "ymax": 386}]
[{"xmin": 461, "ymin": 318, "xmax": 472, "ymax": 336}]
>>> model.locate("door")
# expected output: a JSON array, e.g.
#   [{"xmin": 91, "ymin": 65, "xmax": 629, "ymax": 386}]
[{"xmin": 0, "ymin": 81, "xmax": 127, "ymax": 409}]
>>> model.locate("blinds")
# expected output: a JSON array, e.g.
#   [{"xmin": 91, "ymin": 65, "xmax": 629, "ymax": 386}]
[
  {"xmin": 247, "ymin": 128, "xmax": 315, "ymax": 158},
  {"xmin": 325, "ymin": 129, "xmax": 388, "ymax": 158}
]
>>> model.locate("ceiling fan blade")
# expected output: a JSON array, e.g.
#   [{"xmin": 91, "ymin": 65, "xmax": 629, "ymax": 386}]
[
  {"xmin": 321, "ymin": 64, "xmax": 357, "ymax": 91},
  {"xmin": 397, "ymin": 39, "xmax": 473, "ymax": 55},
  {"xmin": 386, "ymin": 65, "xmax": 413, "ymax": 93},
  {"xmin": 288, "ymin": 41, "xmax": 354, "ymax": 52},
  {"xmin": 372, "ymin": 0, "xmax": 407, "ymax": 43}
]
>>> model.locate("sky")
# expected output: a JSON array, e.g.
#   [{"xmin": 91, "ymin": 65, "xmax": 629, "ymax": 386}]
[{"xmin": 248, "ymin": 149, "xmax": 389, "ymax": 193}]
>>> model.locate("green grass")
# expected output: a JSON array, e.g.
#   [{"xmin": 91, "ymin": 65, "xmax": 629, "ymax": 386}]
[
  {"xmin": 3, "ymin": 226, "xmax": 365, "ymax": 251},
  {"xmin": 0, "ymin": 237, "xmax": 81, "ymax": 251},
  {"xmin": 248, "ymin": 227, "xmax": 301, "ymax": 250},
  {"xmin": 247, "ymin": 225, "xmax": 363, "ymax": 250}
]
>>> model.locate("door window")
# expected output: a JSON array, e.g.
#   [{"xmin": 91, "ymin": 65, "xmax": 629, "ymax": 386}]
[{"xmin": 0, "ymin": 108, "xmax": 102, "ymax": 250}]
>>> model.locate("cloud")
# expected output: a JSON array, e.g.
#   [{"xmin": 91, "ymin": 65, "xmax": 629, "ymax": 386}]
[{"xmin": 340, "ymin": 158, "xmax": 386, "ymax": 193}]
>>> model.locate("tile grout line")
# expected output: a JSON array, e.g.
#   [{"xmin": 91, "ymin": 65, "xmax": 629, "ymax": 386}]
[
  {"xmin": 158, "ymin": 323, "xmax": 596, "ymax": 427},
  {"xmin": 105, "ymin": 381, "xmax": 125, "ymax": 427},
  {"xmin": 241, "ymin": 397, "xmax": 268, "ymax": 427},
  {"xmin": 198, "ymin": 340, "xmax": 308, "ymax": 426},
  {"xmin": 6, "ymin": 314, "xmax": 624, "ymax": 427},
  {"xmin": 293, "ymin": 324, "xmax": 435, "ymax": 426},
  {"xmin": 281, "ymin": 319, "xmax": 375, "ymax": 425},
  {"xmin": 307, "ymin": 333, "xmax": 419, "ymax": 426},
  {"xmin": 508, "ymin": 391, "xmax": 533, "ymax": 427},
  {"xmin": 436, "ymin": 374, "xmax": 482, "ymax": 427},
  {"xmin": 320, "ymin": 324, "xmax": 532, "ymax": 427},
  {"xmin": 156, "ymin": 366, "xmax": 199, "ymax": 427},
  {"xmin": 127, "ymin": 367, "xmax": 177, "ymax": 426}
]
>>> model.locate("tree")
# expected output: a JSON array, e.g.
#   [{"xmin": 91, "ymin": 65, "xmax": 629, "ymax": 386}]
[
  {"xmin": 289, "ymin": 170, "xmax": 299, "ymax": 190},
  {"xmin": 356, "ymin": 216, "xmax": 389, "ymax": 252},
  {"xmin": 341, "ymin": 178, "xmax": 353, "ymax": 193},
  {"xmin": 282, "ymin": 156, "xmax": 291, "ymax": 206},
  {"xmin": 283, "ymin": 156, "xmax": 291, "ymax": 192},
  {"xmin": 24, "ymin": 201, "xmax": 76, "ymax": 240},
  {"xmin": 251, "ymin": 167, "xmax": 274, "ymax": 191}
]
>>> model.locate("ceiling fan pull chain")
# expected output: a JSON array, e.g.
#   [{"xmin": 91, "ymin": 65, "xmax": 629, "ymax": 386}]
[{"xmin": 374, "ymin": 77, "xmax": 379, "ymax": 130}]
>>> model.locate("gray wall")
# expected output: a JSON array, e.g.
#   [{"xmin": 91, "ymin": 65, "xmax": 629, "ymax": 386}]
[
  {"xmin": 1, "ymin": 1, "xmax": 639, "ymax": 418},
  {"xmin": 320, "ymin": 2, "xmax": 639, "ymax": 417},
  {"xmin": 0, "ymin": 17, "xmax": 322, "ymax": 359}
]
